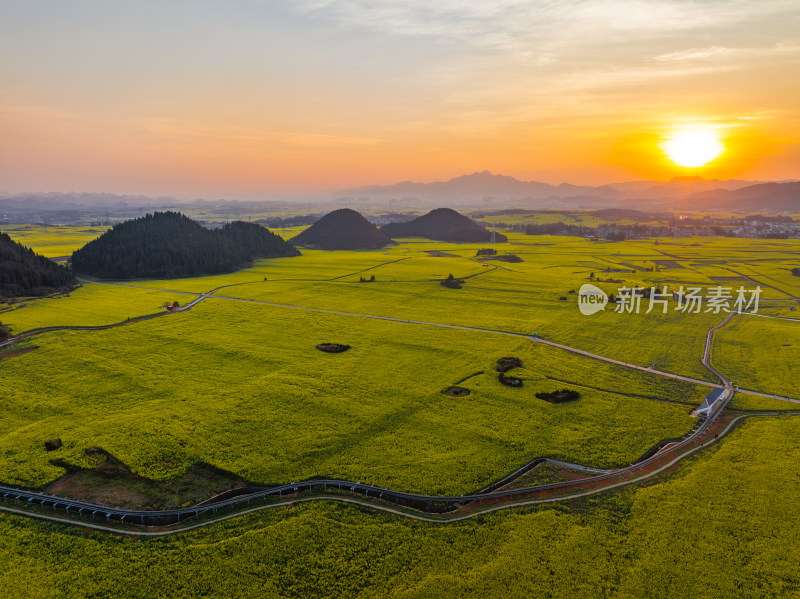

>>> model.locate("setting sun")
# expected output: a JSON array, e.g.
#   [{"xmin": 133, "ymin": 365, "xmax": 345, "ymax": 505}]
[{"xmin": 663, "ymin": 127, "xmax": 725, "ymax": 168}]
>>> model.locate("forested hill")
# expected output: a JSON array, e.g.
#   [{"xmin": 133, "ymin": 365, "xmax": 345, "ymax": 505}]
[
  {"xmin": 290, "ymin": 208, "xmax": 392, "ymax": 250},
  {"xmin": 380, "ymin": 208, "xmax": 508, "ymax": 242},
  {"xmin": 71, "ymin": 212, "xmax": 300, "ymax": 279},
  {"xmin": 0, "ymin": 233, "xmax": 76, "ymax": 298}
]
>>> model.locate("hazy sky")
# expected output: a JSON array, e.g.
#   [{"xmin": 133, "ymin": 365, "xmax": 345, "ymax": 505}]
[{"xmin": 1, "ymin": 0, "xmax": 799, "ymax": 196}]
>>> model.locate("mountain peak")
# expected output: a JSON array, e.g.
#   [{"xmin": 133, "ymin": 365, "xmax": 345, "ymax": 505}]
[{"xmin": 455, "ymin": 170, "xmax": 499, "ymax": 181}]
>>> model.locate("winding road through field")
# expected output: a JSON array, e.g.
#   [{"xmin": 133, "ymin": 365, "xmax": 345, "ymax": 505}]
[{"xmin": 3, "ymin": 278, "xmax": 793, "ymax": 534}]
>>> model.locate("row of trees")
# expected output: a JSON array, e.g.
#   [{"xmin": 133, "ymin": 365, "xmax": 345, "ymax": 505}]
[
  {"xmin": 261, "ymin": 214, "xmax": 319, "ymax": 228},
  {"xmin": 71, "ymin": 212, "xmax": 300, "ymax": 279},
  {"xmin": 524, "ymin": 222, "xmax": 595, "ymax": 236}
]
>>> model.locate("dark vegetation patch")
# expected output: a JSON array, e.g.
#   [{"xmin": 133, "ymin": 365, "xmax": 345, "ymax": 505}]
[
  {"xmin": 498, "ymin": 373, "xmax": 523, "ymax": 387},
  {"xmin": 524, "ymin": 222, "xmax": 595, "ymax": 237},
  {"xmin": 426, "ymin": 250, "xmax": 460, "ymax": 257},
  {"xmin": 0, "ymin": 346, "xmax": 38, "ymax": 361},
  {"xmin": 477, "ymin": 254, "xmax": 524, "ymax": 263},
  {"xmin": 0, "ymin": 232, "xmax": 76, "ymax": 298},
  {"xmin": 71, "ymin": 212, "xmax": 299, "ymax": 279},
  {"xmin": 590, "ymin": 208, "xmax": 658, "ymax": 222},
  {"xmin": 494, "ymin": 254, "xmax": 523, "ymax": 263},
  {"xmin": 709, "ymin": 276, "xmax": 747, "ymax": 282},
  {"xmin": 792, "ymin": 267, "xmax": 800, "ymax": 277},
  {"xmin": 536, "ymin": 389, "xmax": 581, "ymax": 403},
  {"xmin": 44, "ymin": 438, "xmax": 62, "ymax": 452},
  {"xmin": 381, "ymin": 208, "xmax": 508, "ymax": 243},
  {"xmin": 290, "ymin": 208, "xmax": 392, "ymax": 250},
  {"xmin": 453, "ymin": 371, "xmax": 485, "ymax": 385},
  {"xmin": 495, "ymin": 357, "xmax": 522, "ymax": 372},
  {"xmin": 442, "ymin": 386, "xmax": 470, "ymax": 397},
  {"xmin": 46, "ymin": 450, "xmax": 249, "ymax": 510},
  {"xmin": 653, "ymin": 259, "xmax": 684, "ymax": 268},
  {"xmin": 316, "ymin": 343, "xmax": 351, "ymax": 353},
  {"xmin": 544, "ymin": 375, "xmax": 696, "ymax": 407},
  {"xmin": 260, "ymin": 213, "xmax": 319, "ymax": 228},
  {"xmin": 440, "ymin": 273, "xmax": 465, "ymax": 289}
]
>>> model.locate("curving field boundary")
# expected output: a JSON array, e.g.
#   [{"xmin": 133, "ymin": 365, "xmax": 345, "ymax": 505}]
[
  {"xmin": 1, "ymin": 410, "xmax": 796, "ymax": 536},
  {"xmin": 0, "ymin": 289, "xmax": 795, "ymax": 533}
]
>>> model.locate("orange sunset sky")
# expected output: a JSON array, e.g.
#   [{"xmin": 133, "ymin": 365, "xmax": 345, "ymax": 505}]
[{"xmin": 1, "ymin": 0, "xmax": 799, "ymax": 197}]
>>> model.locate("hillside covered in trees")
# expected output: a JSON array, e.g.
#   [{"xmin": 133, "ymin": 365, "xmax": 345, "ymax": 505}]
[
  {"xmin": 290, "ymin": 208, "xmax": 392, "ymax": 250},
  {"xmin": 0, "ymin": 233, "xmax": 76, "ymax": 298},
  {"xmin": 71, "ymin": 212, "xmax": 299, "ymax": 279},
  {"xmin": 380, "ymin": 208, "xmax": 507, "ymax": 242}
]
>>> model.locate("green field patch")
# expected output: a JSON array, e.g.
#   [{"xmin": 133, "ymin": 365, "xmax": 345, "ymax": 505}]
[
  {"xmin": 3, "ymin": 415, "xmax": 800, "ymax": 597},
  {"xmin": 714, "ymin": 315, "xmax": 800, "ymax": 398},
  {"xmin": 0, "ymin": 283, "xmax": 183, "ymax": 334},
  {"xmin": 0, "ymin": 300, "xmax": 700, "ymax": 495},
  {"xmin": 0, "ymin": 224, "xmax": 107, "ymax": 257},
  {"xmin": 728, "ymin": 392, "xmax": 800, "ymax": 411}
]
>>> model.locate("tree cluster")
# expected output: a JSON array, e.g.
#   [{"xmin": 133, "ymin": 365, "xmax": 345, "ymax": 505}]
[
  {"xmin": 792, "ymin": 268, "xmax": 800, "ymax": 277},
  {"xmin": 524, "ymin": 222, "xmax": 595, "ymax": 237},
  {"xmin": 536, "ymin": 389, "xmax": 581, "ymax": 403},
  {"xmin": 261, "ymin": 214, "xmax": 319, "ymax": 228},
  {"xmin": 0, "ymin": 232, "xmax": 76, "ymax": 298},
  {"xmin": 440, "ymin": 273, "xmax": 464, "ymax": 289},
  {"xmin": 498, "ymin": 373, "xmax": 523, "ymax": 387},
  {"xmin": 71, "ymin": 212, "xmax": 300, "ymax": 279},
  {"xmin": 495, "ymin": 357, "xmax": 522, "ymax": 373},
  {"xmin": 316, "ymin": 343, "xmax": 351, "ymax": 353}
]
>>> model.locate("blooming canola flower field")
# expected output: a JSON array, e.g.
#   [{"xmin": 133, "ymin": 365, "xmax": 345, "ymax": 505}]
[{"xmin": 1, "ymin": 225, "xmax": 799, "ymax": 597}]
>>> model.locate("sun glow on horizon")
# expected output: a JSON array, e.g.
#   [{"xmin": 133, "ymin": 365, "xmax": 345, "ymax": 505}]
[{"xmin": 662, "ymin": 126, "xmax": 725, "ymax": 168}]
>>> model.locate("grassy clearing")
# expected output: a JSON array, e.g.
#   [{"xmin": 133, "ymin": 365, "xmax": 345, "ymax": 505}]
[{"xmin": 0, "ymin": 300, "xmax": 699, "ymax": 494}]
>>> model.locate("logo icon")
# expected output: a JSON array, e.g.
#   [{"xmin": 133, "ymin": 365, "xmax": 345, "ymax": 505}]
[{"xmin": 578, "ymin": 284, "xmax": 608, "ymax": 315}]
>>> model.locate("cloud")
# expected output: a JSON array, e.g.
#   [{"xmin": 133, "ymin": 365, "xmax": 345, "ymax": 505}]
[
  {"xmin": 283, "ymin": 0, "xmax": 800, "ymax": 53},
  {"xmin": 655, "ymin": 42, "xmax": 800, "ymax": 62},
  {"xmin": 654, "ymin": 46, "xmax": 735, "ymax": 62}
]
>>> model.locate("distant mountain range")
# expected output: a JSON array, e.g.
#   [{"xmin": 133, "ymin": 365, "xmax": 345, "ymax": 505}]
[
  {"xmin": 2, "ymin": 172, "xmax": 798, "ymax": 215},
  {"xmin": 0, "ymin": 192, "xmax": 176, "ymax": 213},
  {"xmin": 680, "ymin": 181, "xmax": 800, "ymax": 211},
  {"xmin": 339, "ymin": 171, "xmax": 799, "ymax": 212}
]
